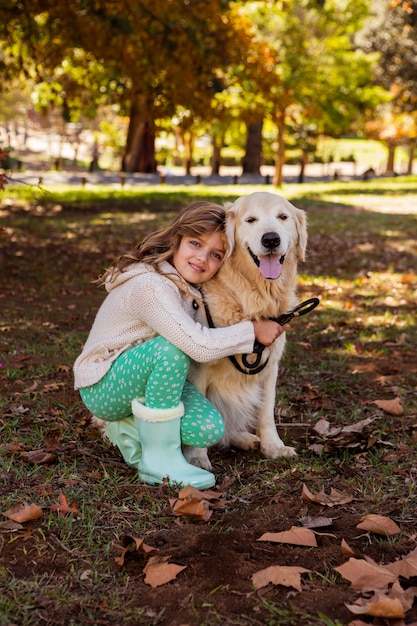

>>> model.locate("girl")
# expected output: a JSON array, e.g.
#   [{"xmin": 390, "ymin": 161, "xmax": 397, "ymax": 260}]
[{"xmin": 74, "ymin": 201, "xmax": 284, "ymax": 489}]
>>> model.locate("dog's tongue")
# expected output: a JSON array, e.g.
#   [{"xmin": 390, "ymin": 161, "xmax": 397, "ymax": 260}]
[{"xmin": 259, "ymin": 255, "xmax": 283, "ymax": 279}]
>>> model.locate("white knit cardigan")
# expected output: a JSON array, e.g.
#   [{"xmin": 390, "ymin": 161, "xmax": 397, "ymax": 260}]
[{"xmin": 73, "ymin": 262, "xmax": 255, "ymax": 389}]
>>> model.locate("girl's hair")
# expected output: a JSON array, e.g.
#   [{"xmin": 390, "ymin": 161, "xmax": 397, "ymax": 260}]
[{"xmin": 97, "ymin": 200, "xmax": 228, "ymax": 285}]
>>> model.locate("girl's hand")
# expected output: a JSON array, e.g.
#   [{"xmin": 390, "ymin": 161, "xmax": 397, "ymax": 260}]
[{"xmin": 252, "ymin": 319, "xmax": 288, "ymax": 347}]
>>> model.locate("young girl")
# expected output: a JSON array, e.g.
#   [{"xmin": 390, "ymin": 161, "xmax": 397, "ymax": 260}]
[{"xmin": 74, "ymin": 201, "xmax": 284, "ymax": 489}]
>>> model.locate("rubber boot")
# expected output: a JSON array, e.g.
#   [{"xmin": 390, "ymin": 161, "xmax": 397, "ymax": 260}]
[
  {"xmin": 131, "ymin": 398, "xmax": 216, "ymax": 489},
  {"xmin": 104, "ymin": 417, "xmax": 141, "ymax": 467},
  {"xmin": 102, "ymin": 397, "xmax": 144, "ymax": 467}
]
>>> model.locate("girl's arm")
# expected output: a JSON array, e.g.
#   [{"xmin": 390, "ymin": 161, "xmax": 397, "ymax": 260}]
[{"xmin": 126, "ymin": 274, "xmax": 257, "ymax": 363}]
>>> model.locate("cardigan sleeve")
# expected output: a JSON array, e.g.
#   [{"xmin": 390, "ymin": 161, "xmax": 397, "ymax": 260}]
[{"xmin": 123, "ymin": 272, "xmax": 256, "ymax": 363}]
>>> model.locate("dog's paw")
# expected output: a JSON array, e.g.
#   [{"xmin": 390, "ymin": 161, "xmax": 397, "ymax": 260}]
[
  {"xmin": 230, "ymin": 432, "xmax": 261, "ymax": 451},
  {"xmin": 276, "ymin": 445, "xmax": 297, "ymax": 458},
  {"xmin": 261, "ymin": 442, "xmax": 297, "ymax": 459},
  {"xmin": 183, "ymin": 445, "xmax": 213, "ymax": 471}
]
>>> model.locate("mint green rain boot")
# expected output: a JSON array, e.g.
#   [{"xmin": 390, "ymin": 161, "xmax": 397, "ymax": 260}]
[
  {"xmin": 104, "ymin": 417, "xmax": 141, "ymax": 467},
  {"xmin": 131, "ymin": 398, "xmax": 216, "ymax": 489},
  {"xmin": 103, "ymin": 397, "xmax": 144, "ymax": 467}
]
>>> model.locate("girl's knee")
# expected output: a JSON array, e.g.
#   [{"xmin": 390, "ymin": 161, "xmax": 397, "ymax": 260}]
[
  {"xmin": 181, "ymin": 408, "xmax": 225, "ymax": 448},
  {"xmin": 206, "ymin": 412, "xmax": 225, "ymax": 446}
]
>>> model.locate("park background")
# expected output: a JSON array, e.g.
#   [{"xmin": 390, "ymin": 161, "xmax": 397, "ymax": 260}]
[{"xmin": 1, "ymin": 0, "xmax": 416, "ymax": 186}]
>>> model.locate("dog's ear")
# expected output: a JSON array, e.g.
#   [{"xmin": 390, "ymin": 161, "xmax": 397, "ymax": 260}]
[
  {"xmin": 224, "ymin": 202, "xmax": 236, "ymax": 254},
  {"xmin": 295, "ymin": 207, "xmax": 307, "ymax": 261}
]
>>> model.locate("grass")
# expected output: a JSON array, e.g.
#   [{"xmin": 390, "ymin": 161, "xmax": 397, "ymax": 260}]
[{"xmin": 1, "ymin": 176, "xmax": 417, "ymax": 625}]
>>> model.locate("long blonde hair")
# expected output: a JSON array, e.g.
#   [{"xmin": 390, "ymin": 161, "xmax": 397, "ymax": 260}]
[{"xmin": 97, "ymin": 200, "xmax": 228, "ymax": 285}]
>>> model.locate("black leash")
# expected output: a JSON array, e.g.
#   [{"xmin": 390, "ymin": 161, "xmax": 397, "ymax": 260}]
[{"xmin": 203, "ymin": 297, "xmax": 320, "ymax": 376}]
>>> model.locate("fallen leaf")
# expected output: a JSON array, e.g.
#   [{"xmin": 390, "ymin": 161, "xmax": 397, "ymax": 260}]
[
  {"xmin": 311, "ymin": 417, "xmax": 379, "ymax": 453},
  {"xmin": 341, "ymin": 539, "xmax": 363, "ymax": 559},
  {"xmin": 57, "ymin": 364, "xmax": 71, "ymax": 372},
  {"xmin": 0, "ymin": 519, "xmax": 24, "ymax": 530},
  {"xmin": 373, "ymin": 398, "xmax": 404, "ymax": 416},
  {"xmin": 170, "ymin": 497, "xmax": 212, "ymax": 520},
  {"xmin": 313, "ymin": 419, "xmax": 332, "ymax": 436},
  {"xmin": 115, "ymin": 535, "xmax": 157, "ymax": 566},
  {"xmin": 3, "ymin": 503, "xmax": 43, "ymax": 523},
  {"xmin": 298, "ymin": 515, "xmax": 333, "ymax": 529},
  {"xmin": 177, "ymin": 485, "xmax": 219, "ymax": 501},
  {"xmin": 258, "ymin": 526, "xmax": 317, "ymax": 547},
  {"xmin": 20, "ymin": 449, "xmax": 58, "ymax": 465},
  {"xmin": 385, "ymin": 555, "xmax": 417, "ymax": 579},
  {"xmin": 143, "ymin": 555, "xmax": 186, "ymax": 587},
  {"xmin": 41, "ymin": 382, "xmax": 66, "ymax": 392},
  {"xmin": 169, "ymin": 488, "xmax": 213, "ymax": 521},
  {"xmin": 301, "ymin": 484, "xmax": 353, "ymax": 507},
  {"xmin": 252, "ymin": 565, "xmax": 311, "ymax": 591},
  {"xmin": 178, "ymin": 485, "xmax": 231, "ymax": 509},
  {"xmin": 334, "ymin": 557, "xmax": 397, "ymax": 590},
  {"xmin": 387, "ymin": 580, "xmax": 417, "ymax": 612},
  {"xmin": 356, "ymin": 514, "xmax": 401, "ymax": 536},
  {"xmin": 50, "ymin": 493, "xmax": 79, "ymax": 515},
  {"xmin": 346, "ymin": 593, "xmax": 405, "ymax": 619}
]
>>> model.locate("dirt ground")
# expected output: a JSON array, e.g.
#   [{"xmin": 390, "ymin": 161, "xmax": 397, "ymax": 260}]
[{"xmin": 1, "ymin": 195, "xmax": 417, "ymax": 626}]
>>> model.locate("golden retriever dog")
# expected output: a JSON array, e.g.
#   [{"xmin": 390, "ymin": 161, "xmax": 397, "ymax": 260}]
[{"xmin": 184, "ymin": 191, "xmax": 307, "ymax": 471}]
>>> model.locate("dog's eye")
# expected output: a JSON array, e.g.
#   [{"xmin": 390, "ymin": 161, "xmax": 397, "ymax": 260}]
[
  {"xmin": 279, "ymin": 213, "xmax": 288, "ymax": 221},
  {"xmin": 245, "ymin": 217, "xmax": 257, "ymax": 223}
]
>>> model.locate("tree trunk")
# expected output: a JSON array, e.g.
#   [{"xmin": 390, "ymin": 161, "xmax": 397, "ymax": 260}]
[
  {"xmin": 121, "ymin": 99, "xmax": 156, "ymax": 173},
  {"xmin": 273, "ymin": 111, "xmax": 286, "ymax": 187},
  {"xmin": 298, "ymin": 151, "xmax": 308, "ymax": 184},
  {"xmin": 385, "ymin": 143, "xmax": 396, "ymax": 175},
  {"xmin": 210, "ymin": 134, "xmax": 223, "ymax": 175},
  {"xmin": 407, "ymin": 139, "xmax": 415, "ymax": 175},
  {"xmin": 182, "ymin": 130, "xmax": 194, "ymax": 175},
  {"xmin": 242, "ymin": 119, "xmax": 263, "ymax": 174}
]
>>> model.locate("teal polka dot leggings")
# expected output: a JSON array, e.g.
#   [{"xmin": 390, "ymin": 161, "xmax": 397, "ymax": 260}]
[{"xmin": 79, "ymin": 337, "xmax": 224, "ymax": 448}]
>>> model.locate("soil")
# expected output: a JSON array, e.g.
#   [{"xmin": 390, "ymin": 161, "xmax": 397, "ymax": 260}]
[{"xmin": 1, "ymin": 196, "xmax": 417, "ymax": 626}]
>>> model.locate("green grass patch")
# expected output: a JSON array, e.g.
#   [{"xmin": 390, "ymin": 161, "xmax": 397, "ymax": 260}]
[{"xmin": 1, "ymin": 178, "xmax": 417, "ymax": 625}]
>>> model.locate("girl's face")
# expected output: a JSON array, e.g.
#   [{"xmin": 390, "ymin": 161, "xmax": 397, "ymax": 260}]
[{"xmin": 173, "ymin": 231, "xmax": 225, "ymax": 284}]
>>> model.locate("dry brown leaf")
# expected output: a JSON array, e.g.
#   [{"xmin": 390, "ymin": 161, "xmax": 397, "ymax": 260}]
[
  {"xmin": 143, "ymin": 555, "xmax": 186, "ymax": 587},
  {"xmin": 387, "ymin": 580, "xmax": 417, "ymax": 612},
  {"xmin": 356, "ymin": 514, "xmax": 401, "ymax": 536},
  {"xmin": 20, "ymin": 449, "xmax": 58, "ymax": 465},
  {"xmin": 176, "ymin": 485, "xmax": 229, "ymax": 509},
  {"xmin": 301, "ymin": 483, "xmax": 353, "ymax": 507},
  {"xmin": 341, "ymin": 539, "xmax": 363, "ymax": 559},
  {"xmin": 0, "ymin": 519, "xmax": 24, "ymax": 531},
  {"xmin": 385, "ymin": 555, "xmax": 417, "ymax": 579},
  {"xmin": 373, "ymin": 397, "xmax": 404, "ymax": 416},
  {"xmin": 177, "ymin": 485, "xmax": 219, "ymax": 501},
  {"xmin": 50, "ymin": 492, "xmax": 79, "ymax": 515},
  {"xmin": 313, "ymin": 419, "xmax": 332, "ymax": 436},
  {"xmin": 252, "ymin": 565, "xmax": 311, "ymax": 591},
  {"xmin": 169, "ymin": 496, "xmax": 212, "ymax": 521},
  {"xmin": 334, "ymin": 557, "xmax": 397, "ymax": 591},
  {"xmin": 41, "ymin": 382, "xmax": 66, "ymax": 392},
  {"xmin": 346, "ymin": 593, "xmax": 405, "ymax": 618},
  {"xmin": 115, "ymin": 535, "xmax": 157, "ymax": 567},
  {"xmin": 258, "ymin": 526, "xmax": 317, "ymax": 547},
  {"xmin": 3, "ymin": 503, "xmax": 43, "ymax": 523},
  {"xmin": 298, "ymin": 516, "xmax": 333, "ymax": 529}
]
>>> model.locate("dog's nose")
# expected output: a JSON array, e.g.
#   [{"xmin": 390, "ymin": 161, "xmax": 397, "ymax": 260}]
[{"xmin": 261, "ymin": 232, "xmax": 281, "ymax": 250}]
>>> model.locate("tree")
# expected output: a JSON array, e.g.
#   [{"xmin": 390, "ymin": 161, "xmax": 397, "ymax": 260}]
[
  {"xmin": 235, "ymin": 0, "xmax": 388, "ymax": 186},
  {"xmin": 0, "ymin": 0, "xmax": 251, "ymax": 173},
  {"xmin": 359, "ymin": 0, "xmax": 417, "ymax": 173}
]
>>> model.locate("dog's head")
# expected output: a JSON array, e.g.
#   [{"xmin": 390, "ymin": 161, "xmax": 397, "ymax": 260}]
[{"xmin": 224, "ymin": 192, "xmax": 307, "ymax": 280}]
